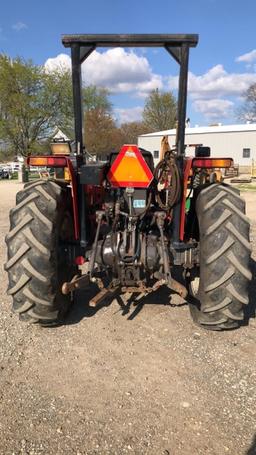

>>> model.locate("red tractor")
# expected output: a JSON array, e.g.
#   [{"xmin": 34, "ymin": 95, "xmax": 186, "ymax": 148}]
[{"xmin": 5, "ymin": 34, "xmax": 251, "ymax": 330}]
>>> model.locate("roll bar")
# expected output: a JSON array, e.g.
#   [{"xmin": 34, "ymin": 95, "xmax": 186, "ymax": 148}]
[{"xmin": 62, "ymin": 34, "xmax": 199, "ymax": 157}]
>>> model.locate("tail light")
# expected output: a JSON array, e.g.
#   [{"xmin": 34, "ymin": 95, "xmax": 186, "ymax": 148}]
[
  {"xmin": 28, "ymin": 156, "xmax": 67, "ymax": 167},
  {"xmin": 192, "ymin": 158, "xmax": 233, "ymax": 168}
]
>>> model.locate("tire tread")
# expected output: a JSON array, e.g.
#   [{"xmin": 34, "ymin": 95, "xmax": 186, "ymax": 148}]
[
  {"xmin": 5, "ymin": 179, "xmax": 76, "ymax": 324},
  {"xmin": 190, "ymin": 183, "xmax": 251, "ymax": 330}
]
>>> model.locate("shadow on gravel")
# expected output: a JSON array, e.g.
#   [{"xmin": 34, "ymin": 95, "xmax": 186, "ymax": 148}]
[
  {"xmin": 59, "ymin": 258, "xmax": 256, "ymax": 327},
  {"xmin": 64, "ymin": 283, "xmax": 186, "ymax": 326},
  {"xmin": 246, "ymin": 434, "xmax": 256, "ymax": 455}
]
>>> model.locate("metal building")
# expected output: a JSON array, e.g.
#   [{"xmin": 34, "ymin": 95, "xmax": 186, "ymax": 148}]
[{"xmin": 138, "ymin": 123, "xmax": 256, "ymax": 172}]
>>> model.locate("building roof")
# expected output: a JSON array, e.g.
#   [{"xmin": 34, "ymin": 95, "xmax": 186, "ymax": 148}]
[
  {"xmin": 53, "ymin": 128, "xmax": 70, "ymax": 141},
  {"xmin": 139, "ymin": 123, "xmax": 256, "ymax": 137}
]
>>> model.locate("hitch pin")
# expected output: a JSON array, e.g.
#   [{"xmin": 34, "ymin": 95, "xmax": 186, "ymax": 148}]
[{"xmin": 62, "ymin": 274, "xmax": 90, "ymax": 295}]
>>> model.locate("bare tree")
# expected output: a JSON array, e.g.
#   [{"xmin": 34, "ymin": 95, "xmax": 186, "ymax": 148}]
[{"xmin": 238, "ymin": 83, "xmax": 256, "ymax": 122}]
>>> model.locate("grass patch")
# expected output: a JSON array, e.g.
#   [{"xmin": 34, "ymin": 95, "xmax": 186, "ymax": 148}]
[{"xmin": 234, "ymin": 184, "xmax": 256, "ymax": 191}]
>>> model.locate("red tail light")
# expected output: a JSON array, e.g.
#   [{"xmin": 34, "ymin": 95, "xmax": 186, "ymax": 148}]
[
  {"xmin": 27, "ymin": 156, "xmax": 67, "ymax": 167},
  {"xmin": 192, "ymin": 158, "xmax": 233, "ymax": 168}
]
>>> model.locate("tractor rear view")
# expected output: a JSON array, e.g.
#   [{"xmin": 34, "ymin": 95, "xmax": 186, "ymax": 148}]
[{"xmin": 5, "ymin": 34, "xmax": 252, "ymax": 330}]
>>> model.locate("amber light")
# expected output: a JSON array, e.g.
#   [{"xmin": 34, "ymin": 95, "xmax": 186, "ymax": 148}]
[
  {"xmin": 28, "ymin": 156, "xmax": 67, "ymax": 167},
  {"xmin": 51, "ymin": 142, "xmax": 71, "ymax": 155},
  {"xmin": 192, "ymin": 158, "xmax": 233, "ymax": 168}
]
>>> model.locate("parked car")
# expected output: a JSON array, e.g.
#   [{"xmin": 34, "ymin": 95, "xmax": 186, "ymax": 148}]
[{"xmin": 0, "ymin": 168, "xmax": 10, "ymax": 179}]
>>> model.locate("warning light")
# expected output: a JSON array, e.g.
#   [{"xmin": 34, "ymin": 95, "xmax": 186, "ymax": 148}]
[
  {"xmin": 107, "ymin": 145, "xmax": 153, "ymax": 188},
  {"xmin": 192, "ymin": 157, "xmax": 233, "ymax": 168},
  {"xmin": 28, "ymin": 156, "xmax": 67, "ymax": 167}
]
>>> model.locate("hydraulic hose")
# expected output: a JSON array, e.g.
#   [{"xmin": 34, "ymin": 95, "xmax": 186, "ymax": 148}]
[{"xmin": 154, "ymin": 152, "xmax": 181, "ymax": 211}]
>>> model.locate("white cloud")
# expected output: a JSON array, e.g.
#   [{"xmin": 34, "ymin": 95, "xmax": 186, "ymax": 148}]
[
  {"xmin": 168, "ymin": 64, "xmax": 256, "ymax": 120},
  {"xmin": 45, "ymin": 51, "xmax": 256, "ymax": 123},
  {"xmin": 45, "ymin": 49, "xmax": 163, "ymax": 96},
  {"xmin": 114, "ymin": 106, "xmax": 143, "ymax": 124},
  {"xmin": 45, "ymin": 53, "xmax": 71, "ymax": 73},
  {"xmin": 169, "ymin": 65, "xmax": 256, "ymax": 99},
  {"xmin": 193, "ymin": 99, "xmax": 234, "ymax": 120},
  {"xmin": 12, "ymin": 22, "xmax": 27, "ymax": 31},
  {"xmin": 134, "ymin": 75, "xmax": 163, "ymax": 98},
  {"xmin": 236, "ymin": 49, "xmax": 256, "ymax": 63}
]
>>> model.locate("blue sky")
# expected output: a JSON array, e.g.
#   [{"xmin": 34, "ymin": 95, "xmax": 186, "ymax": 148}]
[{"xmin": 1, "ymin": 0, "xmax": 256, "ymax": 126}]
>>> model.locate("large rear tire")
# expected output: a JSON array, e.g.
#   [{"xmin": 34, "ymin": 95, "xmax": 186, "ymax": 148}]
[
  {"xmin": 5, "ymin": 180, "xmax": 78, "ymax": 324},
  {"xmin": 188, "ymin": 183, "xmax": 252, "ymax": 330}
]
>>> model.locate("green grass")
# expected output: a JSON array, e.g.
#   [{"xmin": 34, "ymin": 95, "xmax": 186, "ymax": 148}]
[
  {"xmin": 0, "ymin": 172, "xmax": 40, "ymax": 182},
  {"xmin": 28, "ymin": 173, "xmax": 40, "ymax": 179},
  {"xmin": 234, "ymin": 184, "xmax": 256, "ymax": 191}
]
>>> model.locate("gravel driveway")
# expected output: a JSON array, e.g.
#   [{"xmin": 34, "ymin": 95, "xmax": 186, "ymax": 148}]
[{"xmin": 0, "ymin": 181, "xmax": 256, "ymax": 455}]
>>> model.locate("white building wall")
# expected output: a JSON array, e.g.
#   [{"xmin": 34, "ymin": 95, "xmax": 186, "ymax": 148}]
[{"xmin": 138, "ymin": 126, "xmax": 256, "ymax": 171}]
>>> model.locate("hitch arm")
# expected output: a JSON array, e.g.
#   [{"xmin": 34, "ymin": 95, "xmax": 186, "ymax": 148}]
[{"xmin": 62, "ymin": 274, "xmax": 90, "ymax": 295}]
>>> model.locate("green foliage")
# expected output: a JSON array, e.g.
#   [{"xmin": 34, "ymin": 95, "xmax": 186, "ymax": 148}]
[
  {"xmin": 10, "ymin": 171, "xmax": 18, "ymax": 180},
  {"xmin": 0, "ymin": 54, "xmax": 177, "ymax": 159},
  {"xmin": 0, "ymin": 148, "xmax": 13, "ymax": 161},
  {"xmin": 0, "ymin": 53, "xmax": 117, "ymax": 159},
  {"xmin": 0, "ymin": 55, "xmax": 74, "ymax": 158},
  {"xmin": 83, "ymin": 85, "xmax": 112, "ymax": 113},
  {"xmin": 142, "ymin": 89, "xmax": 177, "ymax": 132}
]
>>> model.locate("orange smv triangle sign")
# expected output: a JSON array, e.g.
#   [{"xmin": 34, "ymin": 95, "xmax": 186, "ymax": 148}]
[{"xmin": 107, "ymin": 145, "xmax": 153, "ymax": 188}]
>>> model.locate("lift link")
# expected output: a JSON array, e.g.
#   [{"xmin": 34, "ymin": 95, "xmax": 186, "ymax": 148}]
[
  {"xmin": 89, "ymin": 210, "xmax": 104, "ymax": 278},
  {"xmin": 155, "ymin": 211, "xmax": 187, "ymax": 299}
]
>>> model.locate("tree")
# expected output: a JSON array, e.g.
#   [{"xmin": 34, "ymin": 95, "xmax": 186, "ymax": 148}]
[
  {"xmin": 0, "ymin": 53, "xmax": 156, "ymax": 158},
  {"xmin": 83, "ymin": 85, "xmax": 112, "ymax": 113},
  {"xmin": 118, "ymin": 121, "xmax": 151, "ymax": 145},
  {"xmin": 83, "ymin": 86, "xmax": 120, "ymax": 156},
  {"xmin": 142, "ymin": 88, "xmax": 177, "ymax": 132},
  {"xmin": 0, "ymin": 54, "xmax": 117, "ymax": 158},
  {"xmin": 238, "ymin": 83, "xmax": 256, "ymax": 122},
  {"xmin": 0, "ymin": 55, "xmax": 73, "ymax": 157},
  {"xmin": 84, "ymin": 108, "xmax": 119, "ymax": 156}
]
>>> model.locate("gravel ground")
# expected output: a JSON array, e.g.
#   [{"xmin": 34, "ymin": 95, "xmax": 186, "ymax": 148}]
[{"xmin": 0, "ymin": 181, "xmax": 256, "ymax": 455}]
